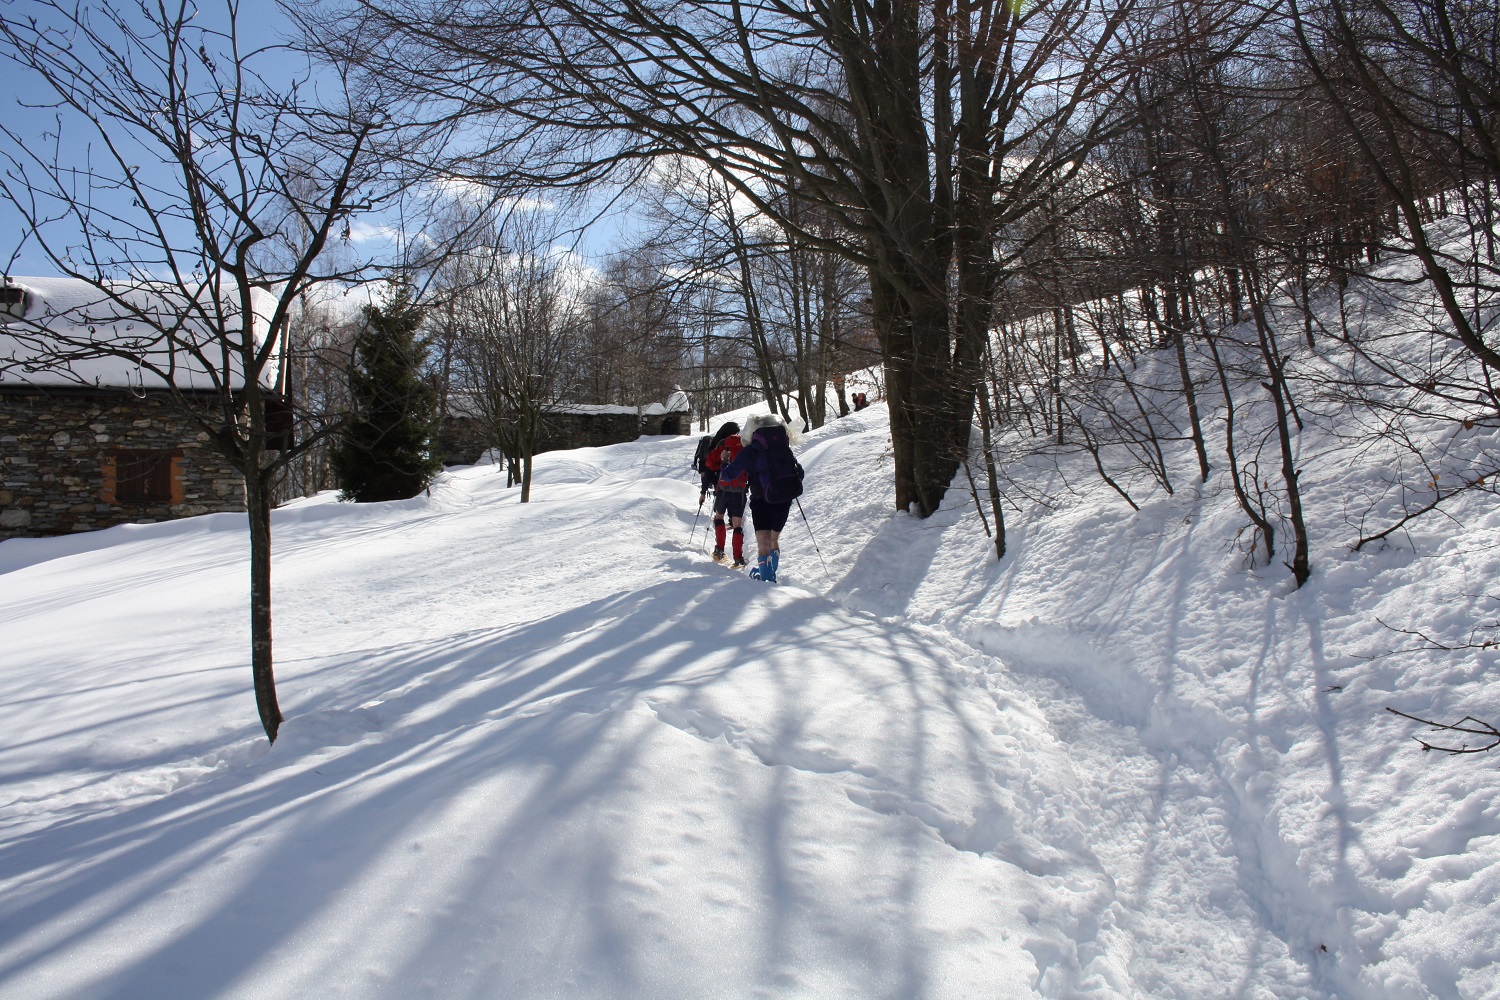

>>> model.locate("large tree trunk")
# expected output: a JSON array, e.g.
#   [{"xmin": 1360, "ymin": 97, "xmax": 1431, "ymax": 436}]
[
  {"xmin": 870, "ymin": 267, "xmax": 976, "ymax": 516},
  {"xmin": 870, "ymin": 276, "xmax": 981, "ymax": 518},
  {"xmin": 872, "ymin": 275, "xmax": 918, "ymax": 512},
  {"xmin": 850, "ymin": 0, "xmax": 1004, "ymax": 517}
]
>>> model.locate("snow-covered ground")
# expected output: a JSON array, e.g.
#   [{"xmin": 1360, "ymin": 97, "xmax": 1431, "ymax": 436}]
[{"xmin": 4, "ymin": 278, "xmax": 1500, "ymax": 996}]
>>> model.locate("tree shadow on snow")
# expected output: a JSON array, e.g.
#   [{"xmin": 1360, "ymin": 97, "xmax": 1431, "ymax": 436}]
[{"xmin": 0, "ymin": 574, "xmax": 1014, "ymax": 999}]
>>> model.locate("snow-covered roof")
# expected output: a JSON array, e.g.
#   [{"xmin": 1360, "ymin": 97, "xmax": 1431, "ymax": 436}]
[
  {"xmin": 443, "ymin": 397, "xmax": 687, "ymax": 419},
  {"xmin": 0, "ymin": 275, "xmax": 281, "ymax": 392},
  {"xmin": 443, "ymin": 391, "xmax": 486, "ymax": 420},
  {"xmin": 552, "ymin": 402, "xmax": 644, "ymax": 416},
  {"xmin": 446, "ymin": 396, "xmax": 647, "ymax": 419}
]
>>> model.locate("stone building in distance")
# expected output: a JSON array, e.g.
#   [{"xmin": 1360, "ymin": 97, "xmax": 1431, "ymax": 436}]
[
  {"xmin": 437, "ymin": 388, "xmax": 693, "ymax": 467},
  {"xmin": 1, "ymin": 276, "xmax": 281, "ymax": 540}
]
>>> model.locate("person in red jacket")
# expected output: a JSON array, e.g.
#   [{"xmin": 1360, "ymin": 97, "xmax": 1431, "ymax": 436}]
[{"xmin": 704, "ymin": 420, "xmax": 749, "ymax": 568}]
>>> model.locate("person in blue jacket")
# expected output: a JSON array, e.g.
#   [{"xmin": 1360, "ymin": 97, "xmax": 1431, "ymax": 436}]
[{"xmin": 721, "ymin": 412, "xmax": 803, "ymax": 582}]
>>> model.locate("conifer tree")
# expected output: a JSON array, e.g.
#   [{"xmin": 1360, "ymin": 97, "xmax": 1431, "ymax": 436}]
[{"xmin": 332, "ymin": 285, "xmax": 443, "ymax": 502}]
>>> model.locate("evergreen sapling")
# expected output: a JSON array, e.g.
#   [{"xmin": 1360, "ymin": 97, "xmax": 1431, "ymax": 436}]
[{"xmin": 332, "ymin": 285, "xmax": 443, "ymax": 502}]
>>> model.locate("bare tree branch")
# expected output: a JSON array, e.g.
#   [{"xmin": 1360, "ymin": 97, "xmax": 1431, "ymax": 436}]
[{"xmin": 1387, "ymin": 707, "xmax": 1500, "ymax": 754}]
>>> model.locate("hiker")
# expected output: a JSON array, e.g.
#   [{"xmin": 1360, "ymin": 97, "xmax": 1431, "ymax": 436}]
[
  {"xmin": 703, "ymin": 421, "xmax": 748, "ymax": 568},
  {"xmin": 853, "ymin": 392, "xmax": 868, "ymax": 411},
  {"xmin": 721, "ymin": 413, "xmax": 803, "ymax": 582},
  {"xmin": 692, "ymin": 433, "xmax": 716, "ymax": 504}
]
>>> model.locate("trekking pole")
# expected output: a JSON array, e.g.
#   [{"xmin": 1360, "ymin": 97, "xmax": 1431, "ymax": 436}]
[
  {"xmin": 687, "ymin": 491, "xmax": 706, "ymax": 544},
  {"xmin": 794, "ymin": 497, "xmax": 831, "ymax": 578}
]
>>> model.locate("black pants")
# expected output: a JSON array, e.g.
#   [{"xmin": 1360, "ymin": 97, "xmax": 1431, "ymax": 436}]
[
  {"xmin": 713, "ymin": 489, "xmax": 746, "ymax": 520},
  {"xmin": 749, "ymin": 497, "xmax": 791, "ymax": 532}
]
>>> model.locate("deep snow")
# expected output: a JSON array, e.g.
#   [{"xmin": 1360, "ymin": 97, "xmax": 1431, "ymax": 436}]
[{"xmin": 4, "ymin": 276, "xmax": 1500, "ymax": 997}]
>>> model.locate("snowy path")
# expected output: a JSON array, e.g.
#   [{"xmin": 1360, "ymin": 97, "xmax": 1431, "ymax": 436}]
[
  {"xmin": 4, "ymin": 412, "xmax": 1498, "ymax": 998},
  {"xmin": 1, "ymin": 443, "xmax": 1123, "ymax": 999}
]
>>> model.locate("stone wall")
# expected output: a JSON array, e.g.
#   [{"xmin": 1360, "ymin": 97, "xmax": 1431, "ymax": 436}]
[
  {"xmin": 435, "ymin": 416, "xmax": 491, "ymax": 466},
  {"xmin": 535, "ymin": 410, "xmax": 647, "ymax": 453},
  {"xmin": 656, "ymin": 411, "xmax": 693, "ymax": 436},
  {"xmin": 0, "ymin": 388, "xmax": 245, "ymax": 539}
]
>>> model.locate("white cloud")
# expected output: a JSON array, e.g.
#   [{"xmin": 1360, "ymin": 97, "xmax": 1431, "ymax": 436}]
[{"xmin": 345, "ymin": 220, "xmax": 401, "ymax": 246}]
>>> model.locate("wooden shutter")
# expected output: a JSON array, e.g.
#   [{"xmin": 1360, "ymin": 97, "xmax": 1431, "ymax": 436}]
[{"xmin": 114, "ymin": 450, "xmax": 175, "ymax": 503}]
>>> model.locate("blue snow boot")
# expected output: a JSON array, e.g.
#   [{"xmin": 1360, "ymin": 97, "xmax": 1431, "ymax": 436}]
[
  {"xmin": 769, "ymin": 549, "xmax": 780, "ymax": 580},
  {"xmin": 750, "ymin": 555, "xmax": 773, "ymax": 582}
]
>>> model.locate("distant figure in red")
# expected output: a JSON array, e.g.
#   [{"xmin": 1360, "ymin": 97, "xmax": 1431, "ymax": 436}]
[
  {"xmin": 852, "ymin": 392, "xmax": 869, "ymax": 411},
  {"xmin": 703, "ymin": 421, "xmax": 748, "ymax": 568}
]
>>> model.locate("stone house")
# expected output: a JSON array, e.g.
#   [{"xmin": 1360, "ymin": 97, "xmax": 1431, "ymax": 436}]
[
  {"xmin": 437, "ymin": 391, "xmax": 693, "ymax": 467},
  {"xmin": 1, "ymin": 276, "xmax": 282, "ymax": 540}
]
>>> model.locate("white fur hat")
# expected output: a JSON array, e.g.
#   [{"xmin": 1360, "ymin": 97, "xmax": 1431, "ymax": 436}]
[{"xmin": 740, "ymin": 412, "xmax": 799, "ymax": 445}]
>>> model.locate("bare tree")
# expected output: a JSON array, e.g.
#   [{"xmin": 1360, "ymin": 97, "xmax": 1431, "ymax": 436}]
[
  {"xmin": 444, "ymin": 214, "xmax": 586, "ymax": 501},
  {"xmin": 577, "ymin": 247, "xmax": 692, "ymax": 407},
  {"xmin": 1289, "ymin": 0, "xmax": 1500, "ymax": 381},
  {"xmin": 278, "ymin": 292, "xmax": 361, "ymax": 502},
  {"xmin": 318, "ymin": 0, "xmax": 1145, "ymax": 530},
  {"xmin": 748, "ymin": 187, "xmax": 871, "ymax": 431},
  {"xmin": 625, "ymin": 165, "xmax": 800, "ymax": 421},
  {"xmin": 0, "ymin": 0, "xmax": 450, "ymax": 741}
]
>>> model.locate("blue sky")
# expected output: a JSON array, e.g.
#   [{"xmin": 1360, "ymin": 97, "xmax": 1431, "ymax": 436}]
[{"xmin": 0, "ymin": 4, "xmax": 632, "ymax": 283}]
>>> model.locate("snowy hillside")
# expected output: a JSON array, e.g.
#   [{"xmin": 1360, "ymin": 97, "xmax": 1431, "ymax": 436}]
[{"xmin": 3, "ymin": 262, "xmax": 1500, "ymax": 996}]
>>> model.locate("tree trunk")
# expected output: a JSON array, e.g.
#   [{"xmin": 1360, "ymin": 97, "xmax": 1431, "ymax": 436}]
[
  {"xmin": 1176, "ymin": 298, "xmax": 1211, "ymax": 483},
  {"xmin": 1245, "ymin": 291, "xmax": 1312, "ymax": 587},
  {"xmin": 870, "ymin": 269, "xmax": 975, "ymax": 517},
  {"xmin": 974, "ymin": 372, "xmax": 1007, "ymax": 560},
  {"xmin": 244, "ymin": 468, "xmax": 282, "ymax": 743},
  {"xmin": 520, "ymin": 410, "xmax": 536, "ymax": 503},
  {"xmin": 1205, "ymin": 330, "xmax": 1275, "ymax": 567}
]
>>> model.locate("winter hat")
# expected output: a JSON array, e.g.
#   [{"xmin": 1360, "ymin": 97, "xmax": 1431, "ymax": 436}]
[
  {"xmin": 740, "ymin": 412, "xmax": 781, "ymax": 445},
  {"xmin": 740, "ymin": 412, "xmax": 799, "ymax": 445},
  {"xmin": 710, "ymin": 421, "xmax": 740, "ymax": 448}
]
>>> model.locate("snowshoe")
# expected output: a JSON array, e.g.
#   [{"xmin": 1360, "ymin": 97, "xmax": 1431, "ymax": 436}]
[{"xmin": 712, "ymin": 548, "xmax": 725, "ymax": 562}]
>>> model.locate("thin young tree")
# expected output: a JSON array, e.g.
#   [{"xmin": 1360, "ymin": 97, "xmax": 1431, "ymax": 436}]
[
  {"xmin": 0, "ymin": 0, "xmax": 450, "ymax": 741},
  {"xmin": 279, "ymin": 293, "xmax": 361, "ymax": 502}
]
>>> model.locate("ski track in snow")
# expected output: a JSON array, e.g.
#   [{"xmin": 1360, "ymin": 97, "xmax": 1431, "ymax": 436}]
[{"xmin": 4, "ymin": 369, "xmax": 1500, "ymax": 996}]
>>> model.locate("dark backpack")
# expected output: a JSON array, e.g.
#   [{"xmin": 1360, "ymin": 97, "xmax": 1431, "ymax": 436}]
[
  {"xmin": 692, "ymin": 435, "xmax": 713, "ymax": 476},
  {"xmin": 757, "ymin": 428, "xmax": 804, "ymax": 503}
]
